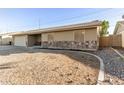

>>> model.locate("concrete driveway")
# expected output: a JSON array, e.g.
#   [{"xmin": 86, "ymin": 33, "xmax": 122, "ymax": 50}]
[{"xmin": 0, "ymin": 45, "xmax": 15, "ymax": 50}]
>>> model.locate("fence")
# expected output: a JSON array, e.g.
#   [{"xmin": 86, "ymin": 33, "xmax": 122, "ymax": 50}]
[{"xmin": 99, "ymin": 34, "xmax": 122, "ymax": 48}]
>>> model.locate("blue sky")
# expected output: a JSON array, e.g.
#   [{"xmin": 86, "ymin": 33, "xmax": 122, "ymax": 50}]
[{"xmin": 0, "ymin": 8, "xmax": 124, "ymax": 34}]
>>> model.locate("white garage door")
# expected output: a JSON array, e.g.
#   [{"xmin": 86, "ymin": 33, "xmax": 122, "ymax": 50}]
[{"xmin": 14, "ymin": 35, "xmax": 27, "ymax": 46}]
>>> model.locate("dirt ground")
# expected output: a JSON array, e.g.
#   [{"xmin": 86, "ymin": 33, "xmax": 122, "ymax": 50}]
[{"xmin": 0, "ymin": 46, "xmax": 99, "ymax": 85}]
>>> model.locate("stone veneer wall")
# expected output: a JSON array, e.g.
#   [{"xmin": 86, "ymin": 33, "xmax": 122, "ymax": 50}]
[{"xmin": 41, "ymin": 41, "xmax": 97, "ymax": 50}]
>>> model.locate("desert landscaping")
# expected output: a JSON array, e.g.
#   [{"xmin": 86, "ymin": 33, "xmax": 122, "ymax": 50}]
[
  {"xmin": 0, "ymin": 46, "xmax": 100, "ymax": 85},
  {"xmin": 91, "ymin": 48, "xmax": 124, "ymax": 85}
]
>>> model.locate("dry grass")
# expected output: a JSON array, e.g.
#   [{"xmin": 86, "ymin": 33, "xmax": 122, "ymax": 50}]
[{"xmin": 0, "ymin": 47, "xmax": 99, "ymax": 85}]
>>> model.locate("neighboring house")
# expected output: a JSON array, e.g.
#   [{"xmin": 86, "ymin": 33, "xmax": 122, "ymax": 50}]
[
  {"xmin": 12, "ymin": 20, "xmax": 102, "ymax": 51},
  {"xmin": 0, "ymin": 33, "xmax": 13, "ymax": 45},
  {"xmin": 114, "ymin": 21, "xmax": 124, "ymax": 34},
  {"xmin": 114, "ymin": 21, "xmax": 124, "ymax": 48}
]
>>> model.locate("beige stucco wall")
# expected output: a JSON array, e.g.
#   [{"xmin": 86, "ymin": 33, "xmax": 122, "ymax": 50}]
[
  {"xmin": 116, "ymin": 31, "xmax": 124, "ymax": 48},
  {"xmin": 42, "ymin": 33, "xmax": 48, "ymax": 41},
  {"xmin": 97, "ymin": 26, "xmax": 101, "ymax": 37},
  {"xmin": 42, "ymin": 31, "xmax": 74, "ymax": 41},
  {"xmin": 54, "ymin": 31, "xmax": 74, "ymax": 41},
  {"xmin": 1, "ymin": 35, "xmax": 12, "ymax": 45},
  {"xmin": 122, "ymin": 31, "xmax": 124, "ymax": 48},
  {"xmin": 42, "ymin": 28, "xmax": 98, "ymax": 42},
  {"xmin": 97, "ymin": 26, "xmax": 101, "ymax": 47},
  {"xmin": 116, "ymin": 24, "xmax": 124, "ymax": 34},
  {"xmin": 85, "ymin": 28, "xmax": 97, "ymax": 41}
]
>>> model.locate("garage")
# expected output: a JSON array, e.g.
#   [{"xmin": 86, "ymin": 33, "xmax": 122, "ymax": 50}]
[{"xmin": 14, "ymin": 35, "xmax": 27, "ymax": 46}]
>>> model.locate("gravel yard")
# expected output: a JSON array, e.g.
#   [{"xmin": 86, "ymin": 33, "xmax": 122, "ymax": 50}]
[
  {"xmin": 117, "ymin": 48, "xmax": 124, "ymax": 56},
  {"xmin": 90, "ymin": 48, "xmax": 124, "ymax": 85},
  {"xmin": 0, "ymin": 46, "xmax": 99, "ymax": 85}
]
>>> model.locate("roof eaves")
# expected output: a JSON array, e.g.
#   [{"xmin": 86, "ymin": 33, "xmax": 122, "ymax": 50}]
[{"xmin": 12, "ymin": 20, "xmax": 102, "ymax": 36}]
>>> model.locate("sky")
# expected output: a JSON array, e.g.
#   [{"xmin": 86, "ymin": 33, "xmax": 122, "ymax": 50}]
[{"xmin": 0, "ymin": 8, "xmax": 124, "ymax": 34}]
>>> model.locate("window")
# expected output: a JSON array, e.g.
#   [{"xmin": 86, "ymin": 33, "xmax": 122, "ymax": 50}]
[
  {"xmin": 48, "ymin": 33, "xmax": 54, "ymax": 41},
  {"xmin": 74, "ymin": 30, "xmax": 85, "ymax": 42}
]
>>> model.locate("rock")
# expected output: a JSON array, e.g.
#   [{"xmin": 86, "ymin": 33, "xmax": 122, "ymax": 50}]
[{"xmin": 90, "ymin": 48, "xmax": 124, "ymax": 85}]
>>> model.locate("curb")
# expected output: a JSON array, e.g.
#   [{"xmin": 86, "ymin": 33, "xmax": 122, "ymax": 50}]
[
  {"xmin": 111, "ymin": 47, "xmax": 124, "ymax": 58},
  {"xmin": 81, "ymin": 52, "xmax": 105, "ymax": 84}
]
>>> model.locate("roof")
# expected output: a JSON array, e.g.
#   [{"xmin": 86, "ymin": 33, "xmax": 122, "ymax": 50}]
[
  {"xmin": 0, "ymin": 32, "xmax": 14, "ymax": 36},
  {"xmin": 113, "ymin": 21, "xmax": 124, "ymax": 34},
  {"xmin": 11, "ymin": 20, "xmax": 102, "ymax": 36}
]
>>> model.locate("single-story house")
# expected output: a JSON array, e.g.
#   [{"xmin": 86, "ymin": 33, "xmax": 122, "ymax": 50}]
[
  {"xmin": 0, "ymin": 33, "xmax": 13, "ymax": 45},
  {"xmin": 11, "ymin": 20, "xmax": 102, "ymax": 51},
  {"xmin": 113, "ymin": 21, "xmax": 124, "ymax": 48}
]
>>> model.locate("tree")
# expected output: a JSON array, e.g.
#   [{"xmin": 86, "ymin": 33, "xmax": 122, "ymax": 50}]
[{"xmin": 100, "ymin": 20, "xmax": 109, "ymax": 36}]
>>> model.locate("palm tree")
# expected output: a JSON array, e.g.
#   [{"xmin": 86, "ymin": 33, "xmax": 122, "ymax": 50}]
[{"xmin": 100, "ymin": 20, "xmax": 109, "ymax": 36}]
